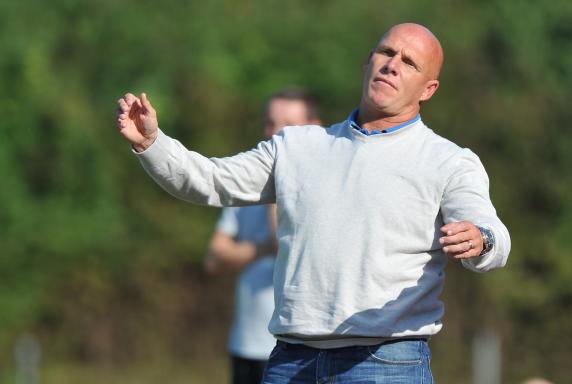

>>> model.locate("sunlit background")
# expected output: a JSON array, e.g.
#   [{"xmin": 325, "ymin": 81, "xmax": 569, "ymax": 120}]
[{"xmin": 1, "ymin": 0, "xmax": 571, "ymax": 383}]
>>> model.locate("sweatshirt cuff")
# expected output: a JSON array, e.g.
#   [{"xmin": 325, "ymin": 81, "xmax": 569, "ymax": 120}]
[
  {"xmin": 132, "ymin": 129, "xmax": 169, "ymax": 159},
  {"xmin": 461, "ymin": 225, "xmax": 507, "ymax": 272}
]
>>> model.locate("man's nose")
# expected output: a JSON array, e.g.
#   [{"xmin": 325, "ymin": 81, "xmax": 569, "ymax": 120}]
[{"xmin": 382, "ymin": 55, "xmax": 399, "ymax": 75}]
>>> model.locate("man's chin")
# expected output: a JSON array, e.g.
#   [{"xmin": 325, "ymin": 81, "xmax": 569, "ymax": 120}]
[{"xmin": 366, "ymin": 95, "xmax": 392, "ymax": 112}]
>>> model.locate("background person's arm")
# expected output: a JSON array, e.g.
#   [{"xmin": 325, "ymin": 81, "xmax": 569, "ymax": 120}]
[
  {"xmin": 203, "ymin": 232, "xmax": 276, "ymax": 274},
  {"xmin": 204, "ymin": 232, "xmax": 257, "ymax": 274},
  {"xmin": 204, "ymin": 205, "xmax": 278, "ymax": 274}
]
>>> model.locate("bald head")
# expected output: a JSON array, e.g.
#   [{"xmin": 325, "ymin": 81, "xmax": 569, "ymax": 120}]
[
  {"xmin": 380, "ymin": 23, "xmax": 444, "ymax": 80},
  {"xmin": 360, "ymin": 22, "xmax": 445, "ymax": 124}
]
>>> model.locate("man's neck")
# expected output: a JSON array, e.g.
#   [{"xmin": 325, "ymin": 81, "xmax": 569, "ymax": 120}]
[{"xmin": 357, "ymin": 106, "xmax": 420, "ymax": 133}]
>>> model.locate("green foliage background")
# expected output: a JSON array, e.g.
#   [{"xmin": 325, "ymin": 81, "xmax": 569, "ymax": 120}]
[{"xmin": 1, "ymin": 0, "xmax": 571, "ymax": 382}]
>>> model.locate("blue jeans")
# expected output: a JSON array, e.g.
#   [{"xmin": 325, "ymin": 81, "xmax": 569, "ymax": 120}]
[{"xmin": 261, "ymin": 339, "xmax": 433, "ymax": 383}]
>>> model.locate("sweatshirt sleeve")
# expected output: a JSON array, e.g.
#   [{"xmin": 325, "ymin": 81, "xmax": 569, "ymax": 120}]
[
  {"xmin": 215, "ymin": 207, "xmax": 240, "ymax": 236},
  {"xmin": 134, "ymin": 129, "xmax": 277, "ymax": 207},
  {"xmin": 440, "ymin": 148, "xmax": 511, "ymax": 272}
]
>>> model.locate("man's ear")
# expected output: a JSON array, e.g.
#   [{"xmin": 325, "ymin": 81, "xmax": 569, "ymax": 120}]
[{"xmin": 420, "ymin": 80, "xmax": 440, "ymax": 102}]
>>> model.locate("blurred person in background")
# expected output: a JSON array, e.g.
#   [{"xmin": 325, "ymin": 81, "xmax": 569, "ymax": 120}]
[
  {"xmin": 117, "ymin": 22, "xmax": 510, "ymax": 383},
  {"xmin": 203, "ymin": 89, "xmax": 321, "ymax": 384}
]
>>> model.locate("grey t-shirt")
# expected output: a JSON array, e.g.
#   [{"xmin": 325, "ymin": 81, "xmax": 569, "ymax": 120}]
[{"xmin": 217, "ymin": 205, "xmax": 276, "ymax": 360}]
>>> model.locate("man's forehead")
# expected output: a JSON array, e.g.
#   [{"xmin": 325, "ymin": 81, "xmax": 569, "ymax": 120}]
[
  {"xmin": 376, "ymin": 23, "xmax": 444, "ymax": 78},
  {"xmin": 378, "ymin": 26, "xmax": 435, "ymax": 53}
]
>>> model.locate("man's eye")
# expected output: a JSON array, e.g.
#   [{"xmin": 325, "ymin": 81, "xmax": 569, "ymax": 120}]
[
  {"xmin": 404, "ymin": 60, "xmax": 417, "ymax": 69},
  {"xmin": 377, "ymin": 48, "xmax": 393, "ymax": 56}
]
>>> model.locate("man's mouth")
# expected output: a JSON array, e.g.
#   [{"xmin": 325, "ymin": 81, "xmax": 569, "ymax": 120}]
[{"xmin": 374, "ymin": 77, "xmax": 397, "ymax": 90}]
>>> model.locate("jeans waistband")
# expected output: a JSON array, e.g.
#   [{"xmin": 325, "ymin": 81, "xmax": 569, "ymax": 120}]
[{"xmin": 276, "ymin": 337, "xmax": 428, "ymax": 350}]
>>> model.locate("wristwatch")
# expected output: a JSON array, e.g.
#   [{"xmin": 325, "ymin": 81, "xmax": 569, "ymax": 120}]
[{"xmin": 477, "ymin": 226, "xmax": 495, "ymax": 256}]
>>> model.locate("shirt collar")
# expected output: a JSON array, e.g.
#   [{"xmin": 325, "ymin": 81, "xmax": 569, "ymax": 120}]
[{"xmin": 348, "ymin": 109, "xmax": 421, "ymax": 136}]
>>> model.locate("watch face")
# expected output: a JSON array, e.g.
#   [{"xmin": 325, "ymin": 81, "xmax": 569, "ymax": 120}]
[{"xmin": 479, "ymin": 227, "xmax": 495, "ymax": 255}]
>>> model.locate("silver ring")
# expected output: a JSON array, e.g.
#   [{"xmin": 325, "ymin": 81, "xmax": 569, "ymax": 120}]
[{"xmin": 468, "ymin": 240, "xmax": 474, "ymax": 250}]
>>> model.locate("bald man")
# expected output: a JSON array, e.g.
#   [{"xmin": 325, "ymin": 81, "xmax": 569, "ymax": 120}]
[{"xmin": 117, "ymin": 23, "xmax": 510, "ymax": 383}]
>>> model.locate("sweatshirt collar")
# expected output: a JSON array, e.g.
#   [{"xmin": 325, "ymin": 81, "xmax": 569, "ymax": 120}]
[{"xmin": 348, "ymin": 109, "xmax": 421, "ymax": 136}]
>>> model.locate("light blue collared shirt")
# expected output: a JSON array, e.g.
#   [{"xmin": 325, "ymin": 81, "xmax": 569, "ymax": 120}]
[{"xmin": 348, "ymin": 109, "xmax": 421, "ymax": 135}]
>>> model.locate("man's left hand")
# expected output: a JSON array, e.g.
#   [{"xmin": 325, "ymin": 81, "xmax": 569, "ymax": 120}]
[{"xmin": 439, "ymin": 221, "xmax": 483, "ymax": 259}]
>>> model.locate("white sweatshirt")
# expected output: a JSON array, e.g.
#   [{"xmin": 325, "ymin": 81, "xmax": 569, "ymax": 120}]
[{"xmin": 136, "ymin": 118, "xmax": 510, "ymax": 347}]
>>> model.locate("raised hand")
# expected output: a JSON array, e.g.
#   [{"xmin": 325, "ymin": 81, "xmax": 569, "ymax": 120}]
[{"xmin": 116, "ymin": 93, "xmax": 159, "ymax": 152}]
